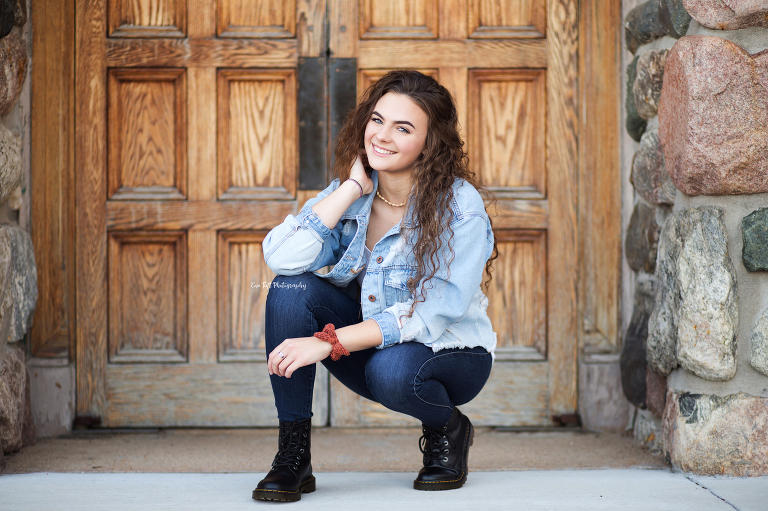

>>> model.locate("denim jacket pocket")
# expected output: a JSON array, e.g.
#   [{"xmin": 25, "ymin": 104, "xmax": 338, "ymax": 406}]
[{"xmin": 383, "ymin": 266, "xmax": 416, "ymax": 305}]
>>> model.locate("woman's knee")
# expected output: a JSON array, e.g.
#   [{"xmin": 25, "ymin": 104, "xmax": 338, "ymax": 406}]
[
  {"xmin": 365, "ymin": 353, "xmax": 417, "ymax": 410},
  {"xmin": 265, "ymin": 273, "xmax": 318, "ymax": 313}
]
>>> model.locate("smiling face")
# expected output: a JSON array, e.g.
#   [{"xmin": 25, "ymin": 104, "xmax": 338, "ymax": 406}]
[{"xmin": 364, "ymin": 92, "xmax": 429, "ymax": 177}]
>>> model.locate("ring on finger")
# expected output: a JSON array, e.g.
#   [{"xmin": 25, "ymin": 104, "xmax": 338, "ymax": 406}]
[{"xmin": 278, "ymin": 351, "xmax": 285, "ymax": 359}]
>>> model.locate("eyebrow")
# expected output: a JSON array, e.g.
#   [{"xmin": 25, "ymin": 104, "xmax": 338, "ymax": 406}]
[{"xmin": 372, "ymin": 111, "xmax": 416, "ymax": 129}]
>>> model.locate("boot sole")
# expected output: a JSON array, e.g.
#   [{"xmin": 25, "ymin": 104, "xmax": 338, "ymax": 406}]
[
  {"xmin": 252, "ymin": 476, "xmax": 316, "ymax": 502},
  {"xmin": 413, "ymin": 422, "xmax": 474, "ymax": 491}
]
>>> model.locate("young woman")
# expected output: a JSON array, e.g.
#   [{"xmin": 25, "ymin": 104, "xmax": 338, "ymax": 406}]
[{"xmin": 253, "ymin": 70, "xmax": 498, "ymax": 502}]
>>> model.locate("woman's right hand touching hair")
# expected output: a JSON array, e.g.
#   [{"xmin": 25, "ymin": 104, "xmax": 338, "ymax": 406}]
[
  {"xmin": 307, "ymin": 153, "xmax": 374, "ymax": 230},
  {"xmin": 349, "ymin": 154, "xmax": 374, "ymax": 196}
]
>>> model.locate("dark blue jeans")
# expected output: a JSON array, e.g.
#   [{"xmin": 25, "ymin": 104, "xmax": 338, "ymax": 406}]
[{"xmin": 265, "ymin": 273, "xmax": 493, "ymax": 428}]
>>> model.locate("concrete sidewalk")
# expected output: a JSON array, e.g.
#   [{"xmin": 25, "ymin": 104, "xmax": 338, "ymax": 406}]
[
  {"xmin": 2, "ymin": 470, "xmax": 767, "ymax": 511},
  {"xmin": 2, "ymin": 428, "xmax": 765, "ymax": 510}
]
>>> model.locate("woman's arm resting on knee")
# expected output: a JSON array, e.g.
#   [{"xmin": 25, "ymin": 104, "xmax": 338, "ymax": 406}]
[{"xmin": 268, "ymin": 319, "xmax": 382, "ymax": 378}]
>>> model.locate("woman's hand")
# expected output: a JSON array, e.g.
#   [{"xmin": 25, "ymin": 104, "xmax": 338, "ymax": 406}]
[
  {"xmin": 268, "ymin": 337, "xmax": 333, "ymax": 378},
  {"xmin": 349, "ymin": 154, "xmax": 374, "ymax": 195}
]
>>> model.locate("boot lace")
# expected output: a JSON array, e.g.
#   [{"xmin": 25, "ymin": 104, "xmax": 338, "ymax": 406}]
[
  {"xmin": 271, "ymin": 422, "xmax": 308, "ymax": 471},
  {"xmin": 419, "ymin": 425, "xmax": 456, "ymax": 465}
]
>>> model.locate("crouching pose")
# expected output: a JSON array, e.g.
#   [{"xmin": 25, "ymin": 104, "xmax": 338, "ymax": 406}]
[{"xmin": 253, "ymin": 70, "xmax": 498, "ymax": 502}]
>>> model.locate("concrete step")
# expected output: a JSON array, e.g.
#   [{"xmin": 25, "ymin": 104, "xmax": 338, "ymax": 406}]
[{"xmin": 3, "ymin": 427, "xmax": 664, "ymax": 473}]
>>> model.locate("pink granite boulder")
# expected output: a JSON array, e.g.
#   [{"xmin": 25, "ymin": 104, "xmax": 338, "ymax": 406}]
[
  {"xmin": 659, "ymin": 36, "xmax": 768, "ymax": 195},
  {"xmin": 683, "ymin": 0, "xmax": 768, "ymax": 30},
  {"xmin": 663, "ymin": 391, "xmax": 768, "ymax": 476},
  {"xmin": 0, "ymin": 32, "xmax": 27, "ymax": 115},
  {"xmin": 645, "ymin": 369, "xmax": 667, "ymax": 419}
]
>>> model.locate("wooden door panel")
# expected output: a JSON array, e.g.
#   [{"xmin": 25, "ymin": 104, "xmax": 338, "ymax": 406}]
[
  {"xmin": 108, "ymin": 0, "xmax": 186, "ymax": 37},
  {"xmin": 218, "ymin": 232, "xmax": 275, "ymax": 362},
  {"xmin": 108, "ymin": 68, "xmax": 187, "ymax": 200},
  {"xmin": 468, "ymin": 0, "xmax": 545, "ymax": 38},
  {"xmin": 487, "ymin": 232, "xmax": 547, "ymax": 359},
  {"xmin": 108, "ymin": 231, "xmax": 187, "ymax": 363},
  {"xmin": 217, "ymin": 69, "xmax": 297, "ymax": 200},
  {"xmin": 359, "ymin": 0, "xmax": 438, "ymax": 39},
  {"xmin": 218, "ymin": 0, "xmax": 296, "ymax": 38},
  {"xmin": 469, "ymin": 69, "xmax": 546, "ymax": 199}
]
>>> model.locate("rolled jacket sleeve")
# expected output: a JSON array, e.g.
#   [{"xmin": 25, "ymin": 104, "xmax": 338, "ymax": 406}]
[
  {"xmin": 371, "ymin": 310, "xmax": 403, "ymax": 347},
  {"xmin": 373, "ymin": 211, "xmax": 494, "ymax": 349}
]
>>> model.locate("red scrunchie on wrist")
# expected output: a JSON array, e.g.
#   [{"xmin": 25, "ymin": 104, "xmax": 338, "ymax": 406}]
[{"xmin": 313, "ymin": 324, "xmax": 350, "ymax": 361}]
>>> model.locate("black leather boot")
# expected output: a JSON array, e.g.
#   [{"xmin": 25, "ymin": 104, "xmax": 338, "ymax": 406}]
[
  {"xmin": 252, "ymin": 418, "xmax": 315, "ymax": 502},
  {"xmin": 413, "ymin": 407, "xmax": 474, "ymax": 491}
]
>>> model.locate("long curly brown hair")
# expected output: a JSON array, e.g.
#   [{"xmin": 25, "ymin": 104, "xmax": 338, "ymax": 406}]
[{"xmin": 333, "ymin": 70, "xmax": 498, "ymax": 313}]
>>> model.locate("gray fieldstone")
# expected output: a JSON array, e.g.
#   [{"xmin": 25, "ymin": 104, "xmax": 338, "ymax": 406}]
[
  {"xmin": 0, "ymin": 226, "xmax": 37, "ymax": 343},
  {"xmin": 626, "ymin": 55, "xmax": 648, "ymax": 142},
  {"xmin": 0, "ymin": 32, "xmax": 27, "ymax": 116},
  {"xmin": 647, "ymin": 212, "xmax": 681, "ymax": 376},
  {"xmin": 683, "ymin": 0, "xmax": 768, "ymax": 30},
  {"xmin": 631, "ymin": 127, "xmax": 676, "ymax": 205},
  {"xmin": 625, "ymin": 202, "xmax": 660, "ymax": 274},
  {"xmin": 647, "ymin": 207, "xmax": 738, "ymax": 380},
  {"xmin": 625, "ymin": 0, "xmax": 668, "ymax": 54},
  {"xmin": 663, "ymin": 391, "xmax": 768, "ymax": 476},
  {"xmin": 675, "ymin": 207, "xmax": 738, "ymax": 381},
  {"xmin": 659, "ymin": 36, "xmax": 768, "ymax": 195},
  {"xmin": 742, "ymin": 208, "xmax": 768, "ymax": 272},
  {"xmin": 633, "ymin": 49, "xmax": 669, "ymax": 120},
  {"xmin": 659, "ymin": 0, "xmax": 692, "ymax": 38},
  {"xmin": 621, "ymin": 282, "xmax": 656, "ymax": 408},
  {"xmin": 0, "ymin": 123, "xmax": 22, "ymax": 206},
  {"xmin": 0, "ymin": 0, "xmax": 13, "ymax": 39},
  {"xmin": 750, "ymin": 307, "xmax": 768, "ymax": 376},
  {"xmin": 625, "ymin": 0, "xmax": 692, "ymax": 54},
  {"xmin": 635, "ymin": 277, "xmax": 656, "ymax": 317},
  {"xmin": 0, "ymin": 345, "xmax": 25, "ymax": 453}
]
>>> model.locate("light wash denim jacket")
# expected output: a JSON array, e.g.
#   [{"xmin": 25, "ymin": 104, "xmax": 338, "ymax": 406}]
[{"xmin": 262, "ymin": 170, "xmax": 497, "ymax": 357}]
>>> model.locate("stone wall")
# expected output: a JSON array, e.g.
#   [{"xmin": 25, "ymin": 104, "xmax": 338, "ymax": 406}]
[
  {"xmin": 621, "ymin": 0, "xmax": 768, "ymax": 476},
  {"xmin": 0, "ymin": 0, "xmax": 36, "ymax": 468}
]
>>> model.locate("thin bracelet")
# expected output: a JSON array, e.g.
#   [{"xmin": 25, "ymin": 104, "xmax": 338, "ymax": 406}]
[{"xmin": 346, "ymin": 178, "xmax": 363, "ymax": 198}]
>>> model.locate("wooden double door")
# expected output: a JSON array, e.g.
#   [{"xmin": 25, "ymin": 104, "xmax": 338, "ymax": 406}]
[{"xmin": 76, "ymin": 0, "xmax": 578, "ymax": 427}]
